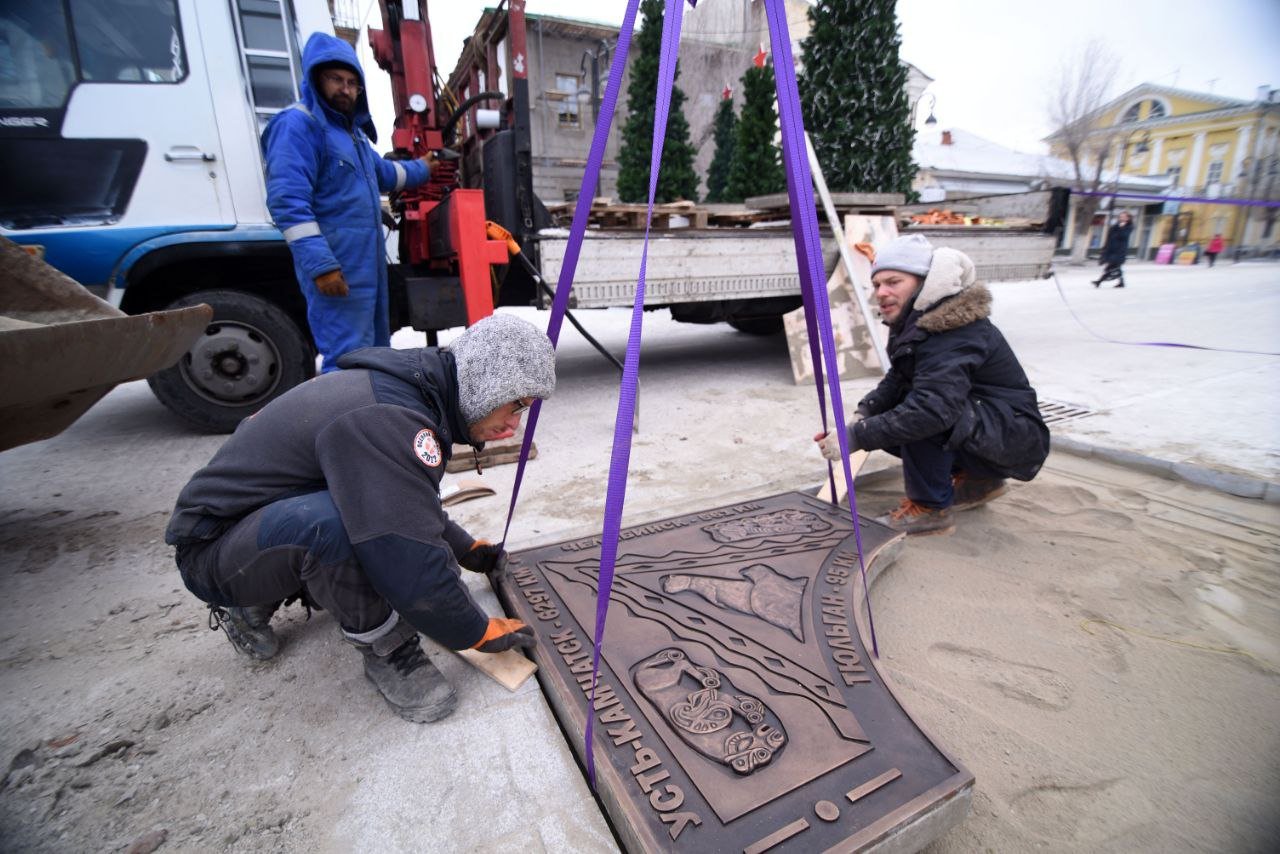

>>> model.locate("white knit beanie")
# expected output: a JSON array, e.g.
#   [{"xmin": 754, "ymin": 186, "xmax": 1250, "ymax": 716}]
[
  {"xmin": 871, "ymin": 234, "xmax": 934, "ymax": 277},
  {"xmin": 448, "ymin": 314, "xmax": 556, "ymax": 425}
]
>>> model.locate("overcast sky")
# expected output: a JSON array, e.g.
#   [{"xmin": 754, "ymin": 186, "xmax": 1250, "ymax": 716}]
[{"xmin": 355, "ymin": 0, "xmax": 1280, "ymax": 154}]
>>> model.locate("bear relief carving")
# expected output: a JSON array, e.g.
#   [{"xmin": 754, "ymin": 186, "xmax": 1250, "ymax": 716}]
[
  {"xmin": 633, "ymin": 648, "xmax": 787, "ymax": 775},
  {"xmin": 662, "ymin": 564, "xmax": 807, "ymax": 641}
]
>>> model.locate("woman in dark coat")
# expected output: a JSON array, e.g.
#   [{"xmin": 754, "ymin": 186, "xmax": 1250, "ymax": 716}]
[{"xmin": 1094, "ymin": 211, "xmax": 1134, "ymax": 288}]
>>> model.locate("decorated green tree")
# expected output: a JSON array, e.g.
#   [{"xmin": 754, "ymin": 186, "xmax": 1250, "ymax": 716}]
[
  {"xmin": 615, "ymin": 0, "xmax": 699, "ymax": 203},
  {"xmin": 704, "ymin": 91, "xmax": 738, "ymax": 203},
  {"xmin": 798, "ymin": 0, "xmax": 915, "ymax": 193},
  {"xmin": 726, "ymin": 55, "xmax": 785, "ymax": 202}
]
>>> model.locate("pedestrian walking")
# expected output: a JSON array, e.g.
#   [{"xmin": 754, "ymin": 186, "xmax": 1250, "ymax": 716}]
[
  {"xmin": 1093, "ymin": 211, "xmax": 1134, "ymax": 288},
  {"xmin": 1205, "ymin": 233, "xmax": 1225, "ymax": 267}
]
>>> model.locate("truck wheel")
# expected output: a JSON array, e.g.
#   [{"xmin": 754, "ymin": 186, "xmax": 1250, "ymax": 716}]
[
  {"xmin": 147, "ymin": 290, "xmax": 314, "ymax": 433},
  {"xmin": 727, "ymin": 316, "xmax": 784, "ymax": 335}
]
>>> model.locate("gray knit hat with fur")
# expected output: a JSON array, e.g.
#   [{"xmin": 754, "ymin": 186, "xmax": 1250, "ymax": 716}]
[
  {"xmin": 449, "ymin": 313, "xmax": 556, "ymax": 425},
  {"xmin": 871, "ymin": 234, "xmax": 934, "ymax": 277}
]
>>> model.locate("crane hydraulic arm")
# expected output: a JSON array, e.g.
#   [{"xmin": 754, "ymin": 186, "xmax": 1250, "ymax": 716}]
[{"xmin": 368, "ymin": 0, "xmax": 509, "ymax": 335}]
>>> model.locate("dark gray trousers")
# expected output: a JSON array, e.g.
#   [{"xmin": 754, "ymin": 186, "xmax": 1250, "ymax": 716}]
[{"xmin": 177, "ymin": 490, "xmax": 392, "ymax": 634}]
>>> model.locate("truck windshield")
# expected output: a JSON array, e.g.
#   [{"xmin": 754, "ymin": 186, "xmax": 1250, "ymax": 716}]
[{"xmin": 0, "ymin": 0, "xmax": 185, "ymax": 109}]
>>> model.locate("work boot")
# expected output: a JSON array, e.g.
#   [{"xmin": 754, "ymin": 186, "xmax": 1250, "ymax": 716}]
[
  {"xmin": 209, "ymin": 603, "xmax": 281, "ymax": 661},
  {"xmin": 951, "ymin": 472, "xmax": 1008, "ymax": 511},
  {"xmin": 875, "ymin": 498, "xmax": 956, "ymax": 536},
  {"xmin": 351, "ymin": 618, "xmax": 457, "ymax": 723}
]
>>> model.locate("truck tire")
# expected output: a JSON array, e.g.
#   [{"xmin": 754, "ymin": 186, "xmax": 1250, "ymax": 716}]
[
  {"xmin": 147, "ymin": 290, "xmax": 314, "ymax": 433},
  {"xmin": 727, "ymin": 316, "xmax": 784, "ymax": 335}
]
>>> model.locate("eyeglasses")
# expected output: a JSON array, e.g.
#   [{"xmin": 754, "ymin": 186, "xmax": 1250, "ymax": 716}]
[
  {"xmin": 321, "ymin": 72, "xmax": 363, "ymax": 93},
  {"xmin": 511, "ymin": 397, "xmax": 534, "ymax": 415}
]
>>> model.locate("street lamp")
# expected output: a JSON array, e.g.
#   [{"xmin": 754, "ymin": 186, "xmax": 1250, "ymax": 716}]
[{"xmin": 922, "ymin": 93, "xmax": 937, "ymax": 126}]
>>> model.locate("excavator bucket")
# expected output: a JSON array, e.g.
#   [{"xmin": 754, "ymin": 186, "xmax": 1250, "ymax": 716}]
[{"xmin": 0, "ymin": 237, "xmax": 212, "ymax": 452}]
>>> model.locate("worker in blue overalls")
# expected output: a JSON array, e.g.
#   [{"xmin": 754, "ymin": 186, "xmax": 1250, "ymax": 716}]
[{"xmin": 263, "ymin": 32, "xmax": 432, "ymax": 371}]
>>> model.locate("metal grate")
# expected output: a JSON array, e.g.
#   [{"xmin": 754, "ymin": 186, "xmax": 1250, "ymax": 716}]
[{"xmin": 1039, "ymin": 399, "xmax": 1097, "ymax": 425}]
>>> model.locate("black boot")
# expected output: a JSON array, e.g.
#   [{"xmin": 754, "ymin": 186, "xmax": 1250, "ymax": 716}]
[
  {"xmin": 209, "ymin": 603, "xmax": 281, "ymax": 660},
  {"xmin": 349, "ymin": 617, "xmax": 456, "ymax": 723}
]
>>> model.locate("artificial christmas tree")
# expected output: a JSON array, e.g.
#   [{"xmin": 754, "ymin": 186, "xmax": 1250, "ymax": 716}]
[
  {"xmin": 615, "ymin": 0, "xmax": 699, "ymax": 203},
  {"xmin": 725, "ymin": 50, "xmax": 786, "ymax": 202},
  {"xmin": 704, "ymin": 90, "xmax": 737, "ymax": 203},
  {"xmin": 798, "ymin": 0, "xmax": 915, "ymax": 193}
]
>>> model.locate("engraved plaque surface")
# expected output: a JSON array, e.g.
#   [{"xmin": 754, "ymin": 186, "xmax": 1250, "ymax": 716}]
[{"xmin": 501, "ymin": 492, "xmax": 973, "ymax": 853}]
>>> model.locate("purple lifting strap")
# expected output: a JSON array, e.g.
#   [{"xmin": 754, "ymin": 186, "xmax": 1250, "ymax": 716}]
[
  {"xmin": 580, "ymin": 0, "xmax": 687, "ymax": 788},
  {"xmin": 499, "ymin": 0, "xmax": 642, "ymax": 549},
  {"xmin": 497, "ymin": 0, "xmax": 881, "ymax": 790},
  {"xmin": 763, "ymin": 0, "xmax": 878, "ymax": 655}
]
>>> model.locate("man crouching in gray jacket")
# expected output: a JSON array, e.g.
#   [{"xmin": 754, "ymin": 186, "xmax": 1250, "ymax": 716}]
[
  {"xmin": 816, "ymin": 235, "xmax": 1050, "ymax": 536},
  {"xmin": 165, "ymin": 313, "xmax": 554, "ymax": 722}
]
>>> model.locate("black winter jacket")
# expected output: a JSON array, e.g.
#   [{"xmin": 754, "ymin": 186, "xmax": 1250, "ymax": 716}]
[
  {"xmin": 165, "ymin": 347, "xmax": 489, "ymax": 650},
  {"xmin": 852, "ymin": 252, "xmax": 1050, "ymax": 481},
  {"xmin": 1101, "ymin": 221, "xmax": 1133, "ymax": 266}
]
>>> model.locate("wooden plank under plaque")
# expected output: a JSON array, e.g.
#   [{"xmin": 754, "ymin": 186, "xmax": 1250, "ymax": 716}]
[{"xmin": 500, "ymin": 492, "xmax": 973, "ymax": 852}]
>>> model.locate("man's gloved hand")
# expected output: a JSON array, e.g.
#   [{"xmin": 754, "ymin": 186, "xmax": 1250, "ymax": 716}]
[
  {"xmin": 814, "ymin": 414, "xmax": 864, "ymax": 461},
  {"xmin": 418, "ymin": 151, "xmax": 437, "ymax": 170},
  {"xmin": 315, "ymin": 269, "xmax": 349, "ymax": 297},
  {"xmin": 472, "ymin": 617, "xmax": 535, "ymax": 653},
  {"xmin": 459, "ymin": 539, "xmax": 507, "ymax": 575}
]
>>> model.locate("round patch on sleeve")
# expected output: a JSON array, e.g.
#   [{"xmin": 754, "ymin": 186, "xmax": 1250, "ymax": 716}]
[{"xmin": 413, "ymin": 428, "xmax": 442, "ymax": 468}]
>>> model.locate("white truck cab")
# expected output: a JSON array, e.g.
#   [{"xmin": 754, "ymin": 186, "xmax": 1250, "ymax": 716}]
[{"xmin": 1, "ymin": 0, "xmax": 334, "ymax": 431}]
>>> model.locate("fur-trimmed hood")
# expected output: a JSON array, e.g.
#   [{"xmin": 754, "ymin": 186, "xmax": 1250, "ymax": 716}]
[{"xmin": 914, "ymin": 247, "xmax": 991, "ymax": 333}]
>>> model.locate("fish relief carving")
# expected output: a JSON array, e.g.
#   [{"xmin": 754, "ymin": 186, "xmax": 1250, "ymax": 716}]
[
  {"xmin": 704, "ymin": 509, "xmax": 831, "ymax": 544},
  {"xmin": 662, "ymin": 564, "xmax": 806, "ymax": 641},
  {"xmin": 633, "ymin": 648, "xmax": 787, "ymax": 775}
]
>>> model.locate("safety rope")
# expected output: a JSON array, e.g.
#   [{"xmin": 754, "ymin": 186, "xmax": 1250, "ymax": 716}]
[{"xmin": 1051, "ymin": 272, "xmax": 1280, "ymax": 356}]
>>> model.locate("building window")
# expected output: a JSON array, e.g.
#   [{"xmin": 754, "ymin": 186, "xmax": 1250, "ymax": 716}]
[
  {"xmin": 1120, "ymin": 99, "xmax": 1167, "ymax": 124},
  {"xmin": 555, "ymin": 73, "xmax": 581, "ymax": 127},
  {"xmin": 1206, "ymin": 160, "xmax": 1224, "ymax": 186},
  {"xmin": 1166, "ymin": 166, "xmax": 1181, "ymax": 187}
]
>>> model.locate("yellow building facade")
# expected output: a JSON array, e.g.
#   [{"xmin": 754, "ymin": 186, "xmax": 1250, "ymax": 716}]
[{"xmin": 1050, "ymin": 83, "xmax": 1280, "ymax": 259}]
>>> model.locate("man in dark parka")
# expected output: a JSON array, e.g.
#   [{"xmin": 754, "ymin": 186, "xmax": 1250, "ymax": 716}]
[{"xmin": 816, "ymin": 235, "xmax": 1050, "ymax": 535}]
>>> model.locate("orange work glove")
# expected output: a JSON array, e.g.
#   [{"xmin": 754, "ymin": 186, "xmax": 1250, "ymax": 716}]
[
  {"xmin": 314, "ymin": 268, "xmax": 349, "ymax": 297},
  {"xmin": 472, "ymin": 617, "xmax": 535, "ymax": 653},
  {"xmin": 459, "ymin": 539, "xmax": 507, "ymax": 575}
]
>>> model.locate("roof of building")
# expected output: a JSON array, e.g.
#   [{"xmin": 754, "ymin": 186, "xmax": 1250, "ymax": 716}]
[{"xmin": 914, "ymin": 127, "xmax": 1168, "ymax": 190}]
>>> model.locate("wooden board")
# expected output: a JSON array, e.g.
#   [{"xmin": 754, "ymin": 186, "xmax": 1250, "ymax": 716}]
[
  {"xmin": 454, "ymin": 648, "xmax": 537, "ymax": 691},
  {"xmin": 815, "ymin": 449, "xmax": 871, "ymax": 505},
  {"xmin": 781, "ymin": 214, "xmax": 897, "ymax": 386}
]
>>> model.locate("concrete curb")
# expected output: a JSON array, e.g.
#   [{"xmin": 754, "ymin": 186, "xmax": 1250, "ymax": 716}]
[{"xmin": 1049, "ymin": 436, "xmax": 1280, "ymax": 504}]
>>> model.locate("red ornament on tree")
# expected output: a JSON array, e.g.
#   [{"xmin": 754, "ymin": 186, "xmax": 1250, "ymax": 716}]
[{"xmin": 753, "ymin": 44, "xmax": 768, "ymax": 68}]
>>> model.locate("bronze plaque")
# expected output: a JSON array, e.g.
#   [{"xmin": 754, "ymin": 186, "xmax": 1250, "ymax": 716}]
[{"xmin": 501, "ymin": 492, "xmax": 973, "ymax": 853}]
